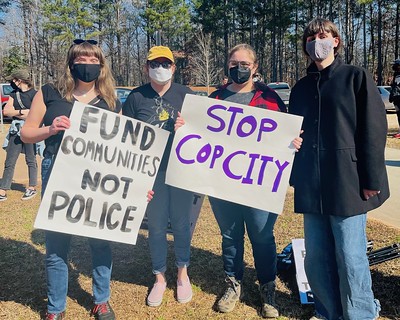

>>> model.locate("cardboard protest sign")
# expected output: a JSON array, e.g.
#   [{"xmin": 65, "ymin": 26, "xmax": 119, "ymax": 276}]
[
  {"xmin": 292, "ymin": 238, "xmax": 314, "ymax": 304},
  {"xmin": 34, "ymin": 102, "xmax": 169, "ymax": 245},
  {"xmin": 166, "ymin": 95, "xmax": 303, "ymax": 214}
]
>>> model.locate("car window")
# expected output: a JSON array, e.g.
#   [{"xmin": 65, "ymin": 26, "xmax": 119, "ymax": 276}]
[
  {"xmin": 2, "ymin": 84, "xmax": 13, "ymax": 95},
  {"xmin": 116, "ymin": 89, "xmax": 131, "ymax": 99},
  {"xmin": 378, "ymin": 87, "xmax": 389, "ymax": 94}
]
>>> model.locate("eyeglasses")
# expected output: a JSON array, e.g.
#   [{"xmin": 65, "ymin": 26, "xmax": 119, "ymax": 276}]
[
  {"xmin": 148, "ymin": 61, "xmax": 172, "ymax": 69},
  {"xmin": 73, "ymin": 39, "xmax": 98, "ymax": 45},
  {"xmin": 229, "ymin": 60, "xmax": 253, "ymax": 68}
]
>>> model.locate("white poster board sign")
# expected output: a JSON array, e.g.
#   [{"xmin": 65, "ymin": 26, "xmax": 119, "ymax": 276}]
[
  {"xmin": 292, "ymin": 238, "xmax": 314, "ymax": 304},
  {"xmin": 166, "ymin": 95, "xmax": 303, "ymax": 214},
  {"xmin": 34, "ymin": 102, "xmax": 169, "ymax": 245}
]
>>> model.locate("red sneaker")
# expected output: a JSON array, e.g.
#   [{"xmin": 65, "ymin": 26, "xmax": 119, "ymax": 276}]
[
  {"xmin": 45, "ymin": 311, "xmax": 65, "ymax": 320},
  {"xmin": 393, "ymin": 133, "xmax": 400, "ymax": 138},
  {"xmin": 90, "ymin": 302, "xmax": 115, "ymax": 320}
]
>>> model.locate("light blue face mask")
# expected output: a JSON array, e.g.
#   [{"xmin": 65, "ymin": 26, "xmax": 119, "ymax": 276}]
[{"xmin": 306, "ymin": 38, "xmax": 334, "ymax": 61}]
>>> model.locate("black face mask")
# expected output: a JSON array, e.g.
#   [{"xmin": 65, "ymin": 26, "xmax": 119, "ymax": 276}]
[
  {"xmin": 10, "ymin": 81, "xmax": 19, "ymax": 90},
  {"xmin": 229, "ymin": 66, "xmax": 251, "ymax": 84},
  {"xmin": 71, "ymin": 64, "xmax": 101, "ymax": 82}
]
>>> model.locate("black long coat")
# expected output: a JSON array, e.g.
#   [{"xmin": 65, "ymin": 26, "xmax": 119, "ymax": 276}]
[{"xmin": 289, "ymin": 56, "xmax": 389, "ymax": 216}]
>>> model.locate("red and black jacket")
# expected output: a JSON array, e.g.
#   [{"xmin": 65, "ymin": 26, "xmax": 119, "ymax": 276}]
[{"xmin": 209, "ymin": 82, "xmax": 287, "ymax": 113}]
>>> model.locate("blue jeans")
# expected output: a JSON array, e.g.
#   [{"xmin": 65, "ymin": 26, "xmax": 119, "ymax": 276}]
[
  {"xmin": 209, "ymin": 197, "xmax": 278, "ymax": 284},
  {"xmin": 42, "ymin": 156, "xmax": 113, "ymax": 313},
  {"xmin": 304, "ymin": 213, "xmax": 380, "ymax": 320},
  {"xmin": 146, "ymin": 171, "xmax": 193, "ymax": 274},
  {"xmin": 0, "ymin": 134, "xmax": 37, "ymax": 190}
]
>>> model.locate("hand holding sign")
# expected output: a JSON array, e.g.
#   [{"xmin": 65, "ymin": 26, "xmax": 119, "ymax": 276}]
[
  {"xmin": 34, "ymin": 102, "xmax": 169, "ymax": 245},
  {"xmin": 166, "ymin": 95, "xmax": 303, "ymax": 214}
]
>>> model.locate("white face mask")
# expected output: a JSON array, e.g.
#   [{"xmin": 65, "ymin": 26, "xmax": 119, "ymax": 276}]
[
  {"xmin": 149, "ymin": 66, "xmax": 172, "ymax": 85},
  {"xmin": 306, "ymin": 38, "xmax": 334, "ymax": 61}
]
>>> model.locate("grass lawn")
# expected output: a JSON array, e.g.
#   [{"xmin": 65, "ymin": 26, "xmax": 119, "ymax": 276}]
[{"xmin": 0, "ymin": 114, "xmax": 399, "ymax": 320}]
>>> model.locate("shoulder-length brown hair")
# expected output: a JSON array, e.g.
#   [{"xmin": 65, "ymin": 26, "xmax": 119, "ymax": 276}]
[{"xmin": 57, "ymin": 41, "xmax": 117, "ymax": 110}]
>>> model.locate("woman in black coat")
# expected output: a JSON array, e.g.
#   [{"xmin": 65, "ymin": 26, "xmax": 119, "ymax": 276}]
[{"xmin": 289, "ymin": 18, "xmax": 389, "ymax": 320}]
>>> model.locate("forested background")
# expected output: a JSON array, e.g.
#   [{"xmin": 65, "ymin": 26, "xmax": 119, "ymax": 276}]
[{"xmin": 0, "ymin": 0, "xmax": 399, "ymax": 89}]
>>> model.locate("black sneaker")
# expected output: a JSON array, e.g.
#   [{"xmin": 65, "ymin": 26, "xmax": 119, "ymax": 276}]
[
  {"xmin": 91, "ymin": 302, "xmax": 115, "ymax": 320},
  {"xmin": 21, "ymin": 188, "xmax": 37, "ymax": 200},
  {"xmin": 45, "ymin": 311, "xmax": 66, "ymax": 320},
  {"xmin": 0, "ymin": 193, "xmax": 7, "ymax": 201}
]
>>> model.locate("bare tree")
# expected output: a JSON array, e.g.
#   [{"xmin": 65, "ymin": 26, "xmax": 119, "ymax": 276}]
[{"xmin": 189, "ymin": 31, "xmax": 221, "ymax": 93}]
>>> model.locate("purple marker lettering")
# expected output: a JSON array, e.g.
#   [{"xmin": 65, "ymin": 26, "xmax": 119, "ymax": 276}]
[
  {"xmin": 175, "ymin": 134, "xmax": 201, "ymax": 164},
  {"xmin": 242, "ymin": 153, "xmax": 260, "ymax": 184},
  {"xmin": 210, "ymin": 145, "xmax": 224, "ymax": 168},
  {"xmin": 257, "ymin": 118, "xmax": 277, "ymax": 142},
  {"xmin": 207, "ymin": 104, "xmax": 227, "ymax": 132},
  {"xmin": 226, "ymin": 106, "xmax": 244, "ymax": 135},
  {"xmin": 222, "ymin": 150, "xmax": 246, "ymax": 180},
  {"xmin": 237, "ymin": 115, "xmax": 257, "ymax": 138},
  {"xmin": 272, "ymin": 160, "xmax": 289, "ymax": 192},
  {"xmin": 196, "ymin": 143, "xmax": 212, "ymax": 163},
  {"xmin": 257, "ymin": 155, "xmax": 274, "ymax": 185}
]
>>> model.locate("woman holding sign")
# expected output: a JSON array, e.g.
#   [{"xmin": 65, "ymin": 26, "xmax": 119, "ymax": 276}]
[
  {"xmin": 21, "ymin": 39, "xmax": 120, "ymax": 320},
  {"xmin": 289, "ymin": 18, "xmax": 389, "ymax": 320},
  {"xmin": 176, "ymin": 44, "xmax": 300, "ymax": 318},
  {"xmin": 123, "ymin": 46, "xmax": 195, "ymax": 308}
]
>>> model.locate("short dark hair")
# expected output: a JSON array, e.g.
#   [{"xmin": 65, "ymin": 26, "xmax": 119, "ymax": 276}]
[{"xmin": 302, "ymin": 18, "xmax": 341, "ymax": 56}]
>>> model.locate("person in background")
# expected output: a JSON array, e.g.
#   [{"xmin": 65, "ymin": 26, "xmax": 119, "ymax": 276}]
[
  {"xmin": 0, "ymin": 68, "xmax": 38, "ymax": 201},
  {"xmin": 217, "ymin": 75, "xmax": 229, "ymax": 89},
  {"xmin": 389, "ymin": 59, "xmax": 400, "ymax": 138},
  {"xmin": 176, "ymin": 43, "xmax": 299, "ymax": 319},
  {"xmin": 289, "ymin": 18, "xmax": 389, "ymax": 320},
  {"xmin": 123, "ymin": 45, "xmax": 194, "ymax": 307},
  {"xmin": 252, "ymin": 72, "xmax": 263, "ymax": 83},
  {"xmin": 21, "ymin": 39, "xmax": 120, "ymax": 320}
]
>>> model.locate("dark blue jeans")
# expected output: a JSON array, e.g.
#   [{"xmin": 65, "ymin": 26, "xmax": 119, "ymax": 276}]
[
  {"xmin": 41, "ymin": 156, "xmax": 112, "ymax": 313},
  {"xmin": 209, "ymin": 197, "xmax": 278, "ymax": 285},
  {"xmin": 146, "ymin": 171, "xmax": 193, "ymax": 274}
]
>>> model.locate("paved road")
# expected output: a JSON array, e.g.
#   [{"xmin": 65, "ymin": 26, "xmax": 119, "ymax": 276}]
[
  {"xmin": 0, "ymin": 122, "xmax": 398, "ymax": 230},
  {"xmin": 368, "ymin": 147, "xmax": 400, "ymax": 229}
]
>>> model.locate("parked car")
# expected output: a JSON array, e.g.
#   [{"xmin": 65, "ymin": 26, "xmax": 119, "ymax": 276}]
[
  {"xmin": 377, "ymin": 86, "xmax": 396, "ymax": 112},
  {"xmin": 115, "ymin": 86, "xmax": 135, "ymax": 104},
  {"xmin": 189, "ymin": 86, "xmax": 217, "ymax": 96},
  {"xmin": 266, "ymin": 82, "xmax": 291, "ymax": 107},
  {"xmin": 1, "ymin": 83, "xmax": 13, "ymax": 122}
]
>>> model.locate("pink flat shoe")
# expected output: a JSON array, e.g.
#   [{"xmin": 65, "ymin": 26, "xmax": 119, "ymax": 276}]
[
  {"xmin": 177, "ymin": 277, "xmax": 193, "ymax": 303},
  {"xmin": 147, "ymin": 282, "xmax": 167, "ymax": 307}
]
